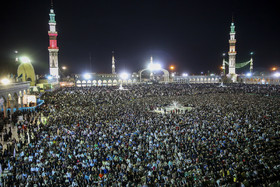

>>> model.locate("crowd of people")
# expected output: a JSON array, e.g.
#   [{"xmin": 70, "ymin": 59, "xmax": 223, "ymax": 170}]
[{"xmin": 0, "ymin": 83, "xmax": 280, "ymax": 186}]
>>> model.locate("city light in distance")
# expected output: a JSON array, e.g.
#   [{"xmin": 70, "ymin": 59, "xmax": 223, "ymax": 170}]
[
  {"xmin": 62, "ymin": 66, "xmax": 67, "ymax": 70},
  {"xmin": 271, "ymin": 67, "xmax": 277, "ymax": 71},
  {"xmin": 182, "ymin": 73, "xmax": 188, "ymax": 77},
  {"xmin": 169, "ymin": 65, "xmax": 175, "ymax": 71}
]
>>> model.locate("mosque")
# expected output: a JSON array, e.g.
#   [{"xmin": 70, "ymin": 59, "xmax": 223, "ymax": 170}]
[
  {"xmin": 2, "ymin": 4, "xmax": 280, "ymax": 118},
  {"xmin": 46, "ymin": 5, "xmax": 278, "ymax": 86}
]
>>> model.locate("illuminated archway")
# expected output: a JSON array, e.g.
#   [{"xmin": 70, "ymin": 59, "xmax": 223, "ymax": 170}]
[{"xmin": 139, "ymin": 68, "xmax": 169, "ymax": 83}]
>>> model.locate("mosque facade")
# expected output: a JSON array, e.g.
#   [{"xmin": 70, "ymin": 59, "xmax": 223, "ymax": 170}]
[{"xmin": 43, "ymin": 7, "xmax": 278, "ymax": 86}]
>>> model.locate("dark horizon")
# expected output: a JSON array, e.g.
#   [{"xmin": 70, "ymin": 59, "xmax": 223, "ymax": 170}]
[{"xmin": 0, "ymin": 0, "xmax": 279, "ymax": 76}]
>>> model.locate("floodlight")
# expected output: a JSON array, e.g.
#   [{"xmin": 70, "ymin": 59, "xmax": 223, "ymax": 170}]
[
  {"xmin": 246, "ymin": 72, "xmax": 252, "ymax": 77},
  {"xmin": 19, "ymin": 56, "xmax": 31, "ymax": 63},
  {"xmin": 148, "ymin": 63, "xmax": 162, "ymax": 71},
  {"xmin": 273, "ymin": 72, "xmax": 280, "ymax": 77},
  {"xmin": 47, "ymin": 75, "xmax": 53, "ymax": 80},
  {"xmin": 1, "ymin": 78, "xmax": 10, "ymax": 85},
  {"xmin": 120, "ymin": 72, "xmax": 129, "ymax": 80},
  {"xmin": 182, "ymin": 73, "xmax": 188, "ymax": 77},
  {"xmin": 83, "ymin": 73, "xmax": 91, "ymax": 80}
]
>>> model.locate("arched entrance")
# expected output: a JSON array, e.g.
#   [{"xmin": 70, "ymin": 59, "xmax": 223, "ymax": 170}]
[{"xmin": 139, "ymin": 68, "xmax": 169, "ymax": 83}]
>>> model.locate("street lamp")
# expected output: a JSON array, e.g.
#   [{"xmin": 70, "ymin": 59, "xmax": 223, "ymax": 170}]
[
  {"xmin": 272, "ymin": 67, "xmax": 277, "ymax": 71},
  {"xmin": 15, "ymin": 51, "xmax": 19, "ymax": 62},
  {"xmin": 62, "ymin": 66, "xmax": 67, "ymax": 70}
]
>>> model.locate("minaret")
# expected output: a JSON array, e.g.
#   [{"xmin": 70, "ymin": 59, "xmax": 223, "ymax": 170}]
[
  {"xmin": 150, "ymin": 56, "xmax": 154, "ymax": 80},
  {"xmin": 48, "ymin": 5, "xmax": 59, "ymax": 78},
  {"xmin": 112, "ymin": 51, "xmax": 116, "ymax": 74},
  {"xmin": 250, "ymin": 53, "xmax": 253, "ymax": 73},
  {"xmin": 228, "ymin": 21, "xmax": 237, "ymax": 75},
  {"xmin": 222, "ymin": 53, "xmax": 226, "ymax": 75}
]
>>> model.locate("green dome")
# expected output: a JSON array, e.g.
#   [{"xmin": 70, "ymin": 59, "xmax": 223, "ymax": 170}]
[{"xmin": 17, "ymin": 62, "xmax": 36, "ymax": 86}]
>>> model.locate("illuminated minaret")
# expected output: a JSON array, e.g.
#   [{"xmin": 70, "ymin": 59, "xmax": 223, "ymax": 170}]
[
  {"xmin": 48, "ymin": 5, "xmax": 59, "ymax": 78},
  {"xmin": 228, "ymin": 21, "xmax": 237, "ymax": 75},
  {"xmin": 112, "ymin": 51, "xmax": 116, "ymax": 74},
  {"xmin": 150, "ymin": 56, "xmax": 154, "ymax": 80}
]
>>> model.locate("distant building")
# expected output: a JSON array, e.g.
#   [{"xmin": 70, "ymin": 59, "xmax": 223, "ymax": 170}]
[
  {"xmin": 173, "ymin": 75, "xmax": 221, "ymax": 84},
  {"xmin": 75, "ymin": 73, "xmax": 139, "ymax": 87}
]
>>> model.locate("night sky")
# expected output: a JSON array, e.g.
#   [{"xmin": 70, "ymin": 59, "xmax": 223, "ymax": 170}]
[{"xmin": 0, "ymin": 0, "xmax": 279, "ymax": 75}]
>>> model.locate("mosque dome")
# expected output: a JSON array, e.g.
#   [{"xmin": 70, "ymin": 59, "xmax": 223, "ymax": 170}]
[{"xmin": 17, "ymin": 61, "xmax": 36, "ymax": 86}]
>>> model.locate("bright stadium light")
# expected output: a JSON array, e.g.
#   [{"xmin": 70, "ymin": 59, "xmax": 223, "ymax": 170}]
[
  {"xmin": 120, "ymin": 72, "xmax": 129, "ymax": 80},
  {"xmin": 148, "ymin": 63, "xmax": 162, "ymax": 71},
  {"xmin": 83, "ymin": 73, "xmax": 91, "ymax": 80},
  {"xmin": 1, "ymin": 78, "xmax": 10, "ymax": 85}
]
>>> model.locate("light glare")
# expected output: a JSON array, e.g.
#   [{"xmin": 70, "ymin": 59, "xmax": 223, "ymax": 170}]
[
  {"xmin": 47, "ymin": 75, "xmax": 53, "ymax": 80},
  {"xmin": 246, "ymin": 72, "xmax": 252, "ymax": 77},
  {"xmin": 1, "ymin": 78, "xmax": 10, "ymax": 85},
  {"xmin": 83, "ymin": 73, "xmax": 91, "ymax": 79},
  {"xmin": 20, "ymin": 56, "xmax": 31, "ymax": 63},
  {"xmin": 273, "ymin": 72, "xmax": 280, "ymax": 77},
  {"xmin": 148, "ymin": 63, "xmax": 162, "ymax": 71},
  {"xmin": 120, "ymin": 72, "xmax": 129, "ymax": 80}
]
